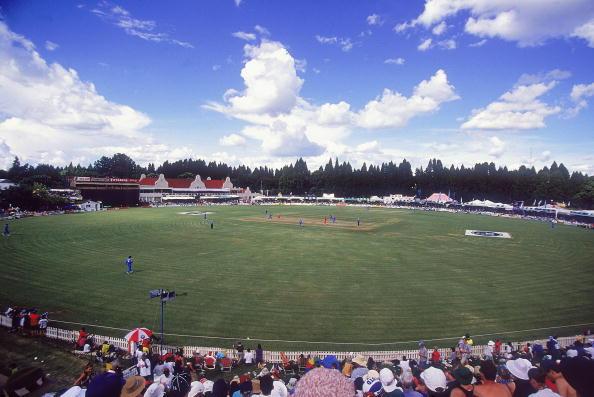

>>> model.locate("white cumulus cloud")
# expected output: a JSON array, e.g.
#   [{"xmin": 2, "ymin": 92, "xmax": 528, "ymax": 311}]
[
  {"xmin": 219, "ymin": 133, "xmax": 247, "ymax": 147},
  {"xmin": 461, "ymin": 81, "xmax": 561, "ymax": 130},
  {"xmin": 488, "ymin": 136, "xmax": 506, "ymax": 158},
  {"xmin": 204, "ymin": 40, "xmax": 304, "ymax": 117},
  {"xmin": 396, "ymin": 0, "xmax": 594, "ymax": 47},
  {"xmin": 0, "ymin": 21, "xmax": 191, "ymax": 167},
  {"xmin": 356, "ymin": 69, "xmax": 459, "ymax": 129},
  {"xmin": 568, "ymin": 82, "xmax": 594, "ymax": 116},
  {"xmin": 205, "ymin": 40, "xmax": 459, "ymax": 158}
]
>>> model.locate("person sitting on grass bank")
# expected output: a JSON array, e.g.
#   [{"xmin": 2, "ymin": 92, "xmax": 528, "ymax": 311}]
[
  {"xmin": 75, "ymin": 327, "xmax": 89, "ymax": 350},
  {"xmin": 74, "ymin": 362, "xmax": 94, "ymax": 387}
]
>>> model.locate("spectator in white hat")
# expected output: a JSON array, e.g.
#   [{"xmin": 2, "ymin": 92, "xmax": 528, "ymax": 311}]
[
  {"xmin": 484, "ymin": 341, "xmax": 495, "ymax": 361},
  {"xmin": 505, "ymin": 358, "xmax": 537, "ymax": 397},
  {"xmin": 565, "ymin": 349, "xmax": 578, "ymax": 358},
  {"xmin": 419, "ymin": 366, "xmax": 449, "ymax": 396},
  {"xmin": 188, "ymin": 381, "xmax": 205, "ymax": 397},
  {"xmin": 143, "ymin": 381, "xmax": 165, "ymax": 397},
  {"xmin": 379, "ymin": 368, "xmax": 404, "ymax": 396}
]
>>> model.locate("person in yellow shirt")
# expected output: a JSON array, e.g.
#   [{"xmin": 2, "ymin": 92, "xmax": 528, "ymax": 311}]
[
  {"xmin": 465, "ymin": 334, "xmax": 474, "ymax": 346},
  {"xmin": 100, "ymin": 341, "xmax": 110, "ymax": 355}
]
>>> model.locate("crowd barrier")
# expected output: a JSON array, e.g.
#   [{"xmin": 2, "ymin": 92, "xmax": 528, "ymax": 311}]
[{"xmin": 0, "ymin": 315, "xmax": 580, "ymax": 363}]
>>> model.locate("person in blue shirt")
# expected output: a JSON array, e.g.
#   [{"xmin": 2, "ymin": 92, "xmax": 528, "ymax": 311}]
[
  {"xmin": 125, "ymin": 256, "xmax": 133, "ymax": 274},
  {"xmin": 3, "ymin": 223, "xmax": 9, "ymax": 237}
]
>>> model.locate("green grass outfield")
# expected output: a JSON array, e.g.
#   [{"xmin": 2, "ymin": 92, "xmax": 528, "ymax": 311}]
[{"xmin": 1, "ymin": 205, "xmax": 593, "ymax": 351}]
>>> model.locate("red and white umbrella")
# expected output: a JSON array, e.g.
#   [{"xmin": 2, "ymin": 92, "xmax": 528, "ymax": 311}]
[{"xmin": 124, "ymin": 328, "xmax": 153, "ymax": 343}]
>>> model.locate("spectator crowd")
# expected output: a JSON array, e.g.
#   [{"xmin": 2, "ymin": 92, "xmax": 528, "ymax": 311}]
[
  {"xmin": 37, "ymin": 332, "xmax": 594, "ymax": 397},
  {"xmin": 3, "ymin": 307, "xmax": 594, "ymax": 397}
]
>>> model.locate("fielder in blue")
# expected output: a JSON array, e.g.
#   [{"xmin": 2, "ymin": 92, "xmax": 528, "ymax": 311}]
[{"xmin": 125, "ymin": 255, "xmax": 134, "ymax": 274}]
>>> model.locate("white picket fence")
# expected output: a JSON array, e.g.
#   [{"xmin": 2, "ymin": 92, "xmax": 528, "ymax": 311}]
[{"xmin": 1, "ymin": 314, "xmax": 581, "ymax": 363}]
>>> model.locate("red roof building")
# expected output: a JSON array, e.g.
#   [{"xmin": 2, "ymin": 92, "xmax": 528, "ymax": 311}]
[{"xmin": 138, "ymin": 174, "xmax": 237, "ymax": 203}]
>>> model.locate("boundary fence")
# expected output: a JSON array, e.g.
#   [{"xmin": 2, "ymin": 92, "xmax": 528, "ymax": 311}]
[{"xmin": 0, "ymin": 315, "xmax": 582, "ymax": 363}]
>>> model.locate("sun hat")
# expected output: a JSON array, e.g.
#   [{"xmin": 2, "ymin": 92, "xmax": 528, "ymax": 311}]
[
  {"xmin": 505, "ymin": 358, "xmax": 535, "ymax": 380},
  {"xmin": 143, "ymin": 382, "xmax": 165, "ymax": 397},
  {"xmin": 566, "ymin": 349, "xmax": 578, "ymax": 358},
  {"xmin": 420, "ymin": 367, "xmax": 447, "ymax": 392},
  {"xmin": 294, "ymin": 367, "xmax": 355, "ymax": 397},
  {"xmin": 352, "ymin": 355, "xmax": 367, "ymax": 367},
  {"xmin": 453, "ymin": 367, "xmax": 473, "ymax": 386},
  {"xmin": 120, "ymin": 375, "xmax": 145, "ymax": 397},
  {"xmin": 379, "ymin": 368, "xmax": 400, "ymax": 393},
  {"xmin": 202, "ymin": 380, "xmax": 214, "ymax": 393},
  {"xmin": 188, "ymin": 381, "xmax": 204, "ymax": 397},
  {"xmin": 487, "ymin": 341, "xmax": 495, "ymax": 346}
]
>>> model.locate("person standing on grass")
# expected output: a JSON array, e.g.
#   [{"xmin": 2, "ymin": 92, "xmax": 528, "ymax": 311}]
[
  {"xmin": 125, "ymin": 256, "xmax": 134, "ymax": 274},
  {"xmin": 3, "ymin": 223, "xmax": 9, "ymax": 236}
]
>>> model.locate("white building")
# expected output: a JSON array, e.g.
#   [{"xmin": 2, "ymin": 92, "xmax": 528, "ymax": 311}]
[
  {"xmin": 383, "ymin": 194, "xmax": 416, "ymax": 205},
  {"xmin": 80, "ymin": 200, "xmax": 102, "ymax": 211}
]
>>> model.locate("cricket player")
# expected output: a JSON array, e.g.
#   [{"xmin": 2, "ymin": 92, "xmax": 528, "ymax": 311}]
[{"xmin": 125, "ymin": 256, "xmax": 134, "ymax": 274}]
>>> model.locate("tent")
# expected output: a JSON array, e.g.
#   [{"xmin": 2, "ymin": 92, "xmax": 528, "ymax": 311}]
[{"xmin": 425, "ymin": 193, "xmax": 453, "ymax": 203}]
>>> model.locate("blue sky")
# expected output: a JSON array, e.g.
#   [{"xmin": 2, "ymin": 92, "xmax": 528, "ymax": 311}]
[{"xmin": 0, "ymin": 0, "xmax": 593, "ymax": 173}]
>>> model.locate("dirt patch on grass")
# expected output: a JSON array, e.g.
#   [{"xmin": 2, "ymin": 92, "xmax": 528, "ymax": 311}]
[{"xmin": 240, "ymin": 216, "xmax": 377, "ymax": 231}]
